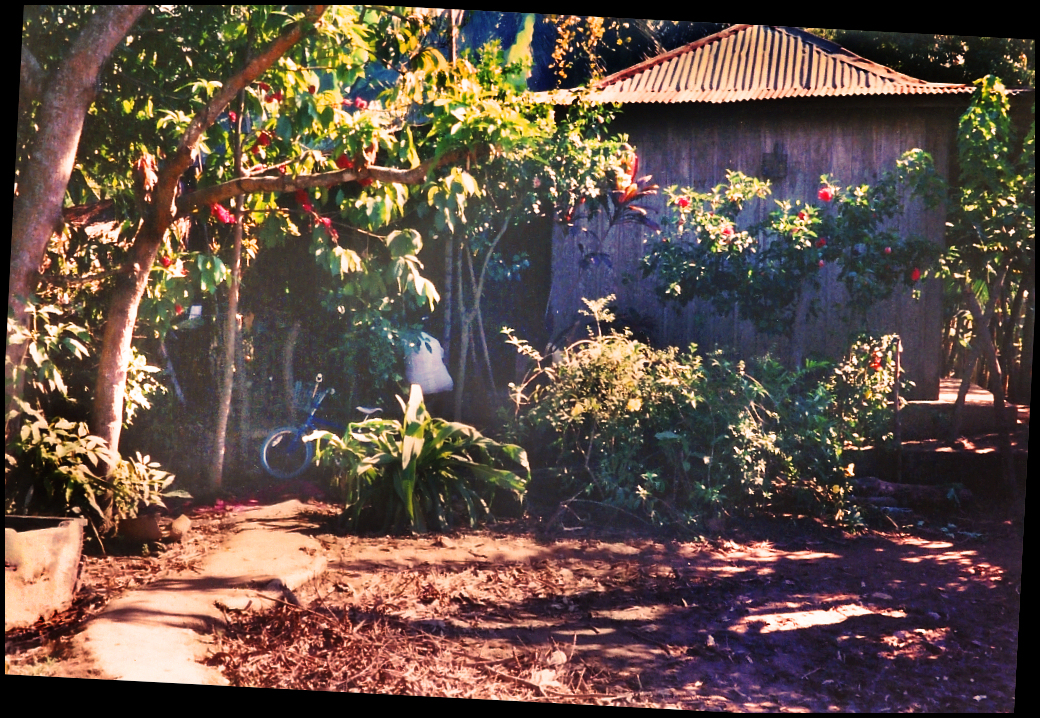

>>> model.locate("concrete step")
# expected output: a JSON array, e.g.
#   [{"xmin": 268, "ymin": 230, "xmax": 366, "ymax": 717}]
[
  {"xmin": 845, "ymin": 443, "xmax": 1028, "ymax": 497},
  {"xmin": 899, "ymin": 378, "xmax": 1021, "ymax": 441},
  {"xmin": 846, "ymin": 378, "xmax": 1029, "ymax": 499}
]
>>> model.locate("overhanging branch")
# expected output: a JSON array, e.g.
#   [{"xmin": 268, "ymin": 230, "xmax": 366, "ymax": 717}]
[
  {"xmin": 177, "ymin": 145, "xmax": 488, "ymax": 214},
  {"xmin": 153, "ymin": 6, "xmax": 329, "ymax": 227}
]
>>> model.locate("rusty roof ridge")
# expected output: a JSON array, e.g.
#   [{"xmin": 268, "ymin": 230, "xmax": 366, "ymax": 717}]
[
  {"xmin": 592, "ymin": 25, "xmax": 977, "ymax": 94},
  {"xmin": 592, "ymin": 23, "xmax": 753, "ymax": 89}
]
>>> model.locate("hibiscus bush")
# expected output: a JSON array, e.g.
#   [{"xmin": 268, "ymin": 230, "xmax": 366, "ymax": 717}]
[
  {"xmin": 642, "ymin": 151, "xmax": 944, "ymax": 336},
  {"xmin": 827, "ymin": 333, "xmax": 912, "ymax": 450}
]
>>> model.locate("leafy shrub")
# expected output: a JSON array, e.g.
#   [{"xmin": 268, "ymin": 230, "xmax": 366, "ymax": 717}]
[
  {"xmin": 314, "ymin": 384, "xmax": 529, "ymax": 533},
  {"xmin": 5, "ymin": 408, "xmax": 187, "ymax": 529},
  {"xmin": 827, "ymin": 333, "xmax": 910, "ymax": 449},
  {"xmin": 507, "ymin": 297, "xmax": 867, "ymax": 530}
]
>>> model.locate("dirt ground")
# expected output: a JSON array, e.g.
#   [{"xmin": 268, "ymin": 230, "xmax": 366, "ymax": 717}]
[{"xmin": 7, "ymin": 496, "xmax": 1021, "ymax": 711}]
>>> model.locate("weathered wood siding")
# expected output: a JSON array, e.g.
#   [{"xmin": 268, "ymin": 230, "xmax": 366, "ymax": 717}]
[{"xmin": 549, "ymin": 96, "xmax": 968, "ymax": 399}]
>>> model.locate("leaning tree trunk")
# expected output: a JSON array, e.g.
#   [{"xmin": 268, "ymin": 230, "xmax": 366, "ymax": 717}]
[
  {"xmin": 83, "ymin": 6, "xmax": 328, "ymax": 531},
  {"xmin": 8, "ymin": 6, "xmax": 148, "ymax": 444},
  {"xmin": 91, "ymin": 214, "xmax": 169, "ymax": 531}
]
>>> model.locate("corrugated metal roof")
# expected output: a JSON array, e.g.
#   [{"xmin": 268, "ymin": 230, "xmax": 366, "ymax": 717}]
[{"xmin": 538, "ymin": 25, "xmax": 977, "ymax": 104}]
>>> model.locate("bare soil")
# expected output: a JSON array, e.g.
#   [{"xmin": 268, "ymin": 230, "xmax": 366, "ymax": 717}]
[{"xmin": 9, "ymin": 494, "xmax": 1020, "ymax": 711}]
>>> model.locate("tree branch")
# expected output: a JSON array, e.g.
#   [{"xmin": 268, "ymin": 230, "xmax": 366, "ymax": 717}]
[
  {"xmin": 177, "ymin": 145, "xmax": 488, "ymax": 213},
  {"xmin": 153, "ymin": 6, "xmax": 329, "ymax": 227},
  {"xmin": 39, "ymin": 266, "xmax": 135, "ymax": 288}
]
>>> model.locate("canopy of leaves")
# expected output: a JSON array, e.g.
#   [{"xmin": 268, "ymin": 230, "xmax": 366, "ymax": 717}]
[{"xmin": 804, "ymin": 29, "xmax": 1034, "ymax": 87}]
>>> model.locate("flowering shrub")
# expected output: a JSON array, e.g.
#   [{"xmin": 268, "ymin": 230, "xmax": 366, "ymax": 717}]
[
  {"xmin": 827, "ymin": 333, "xmax": 912, "ymax": 450},
  {"xmin": 642, "ymin": 151, "xmax": 943, "ymax": 335}
]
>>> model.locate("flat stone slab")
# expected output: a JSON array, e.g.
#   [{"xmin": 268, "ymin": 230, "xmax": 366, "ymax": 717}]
[
  {"xmin": 75, "ymin": 500, "xmax": 327, "ymax": 684},
  {"xmin": 6, "ymin": 517, "xmax": 87, "ymax": 631}
]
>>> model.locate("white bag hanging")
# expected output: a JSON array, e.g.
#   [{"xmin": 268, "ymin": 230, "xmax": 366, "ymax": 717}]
[{"xmin": 405, "ymin": 332, "xmax": 454, "ymax": 395}]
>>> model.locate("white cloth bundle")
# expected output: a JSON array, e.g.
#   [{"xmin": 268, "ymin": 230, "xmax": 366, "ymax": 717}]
[{"xmin": 405, "ymin": 332, "xmax": 454, "ymax": 395}]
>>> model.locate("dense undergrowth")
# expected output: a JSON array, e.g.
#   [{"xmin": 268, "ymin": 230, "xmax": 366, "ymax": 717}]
[{"xmin": 502, "ymin": 297, "xmax": 907, "ymax": 533}]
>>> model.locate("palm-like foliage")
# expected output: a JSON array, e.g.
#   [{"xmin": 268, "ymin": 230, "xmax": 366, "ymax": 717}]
[{"xmin": 314, "ymin": 384, "xmax": 529, "ymax": 533}]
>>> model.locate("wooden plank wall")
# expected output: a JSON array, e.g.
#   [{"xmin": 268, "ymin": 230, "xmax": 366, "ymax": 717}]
[{"xmin": 549, "ymin": 97, "xmax": 966, "ymax": 399}]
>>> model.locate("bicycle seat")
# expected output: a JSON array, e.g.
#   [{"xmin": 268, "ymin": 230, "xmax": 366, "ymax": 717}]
[{"xmin": 356, "ymin": 406, "xmax": 383, "ymax": 417}]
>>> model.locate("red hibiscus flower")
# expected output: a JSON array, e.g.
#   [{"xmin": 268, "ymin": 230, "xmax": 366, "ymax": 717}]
[
  {"xmin": 317, "ymin": 216, "xmax": 339, "ymax": 240},
  {"xmin": 342, "ymin": 98, "xmax": 354, "ymax": 108},
  {"xmin": 257, "ymin": 82, "xmax": 271, "ymax": 93},
  {"xmin": 258, "ymin": 132, "xmax": 271, "ymax": 147},
  {"xmin": 335, "ymin": 154, "xmax": 354, "ymax": 170},
  {"xmin": 308, "ymin": 85, "xmax": 316, "ymax": 94},
  {"xmin": 227, "ymin": 111, "xmax": 237, "ymax": 124},
  {"xmin": 816, "ymin": 238, "xmax": 827, "ymax": 248},
  {"xmin": 174, "ymin": 304, "xmax": 184, "ymax": 316},
  {"xmin": 160, "ymin": 255, "xmax": 172, "ymax": 268},
  {"xmin": 819, "ymin": 260, "xmax": 826, "ymax": 268},
  {"xmin": 721, "ymin": 226, "xmax": 734, "ymax": 237},
  {"xmin": 911, "ymin": 268, "xmax": 921, "ymax": 282},
  {"xmin": 295, "ymin": 189, "xmax": 313, "ymax": 212},
  {"xmin": 210, "ymin": 204, "xmax": 235, "ymax": 224},
  {"xmin": 884, "ymin": 247, "xmax": 892, "ymax": 255},
  {"xmin": 676, "ymin": 197, "xmax": 690, "ymax": 208},
  {"xmin": 798, "ymin": 210, "xmax": 808, "ymax": 221},
  {"xmin": 818, "ymin": 186, "xmax": 835, "ymax": 202},
  {"xmin": 355, "ymin": 98, "xmax": 368, "ymax": 110},
  {"xmin": 359, "ymin": 177, "xmax": 374, "ymax": 187}
]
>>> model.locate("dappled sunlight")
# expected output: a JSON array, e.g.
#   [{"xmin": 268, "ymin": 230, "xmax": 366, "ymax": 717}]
[
  {"xmin": 901, "ymin": 538, "xmax": 955, "ymax": 550},
  {"xmin": 702, "ymin": 548, "xmax": 841, "ymax": 581},
  {"xmin": 730, "ymin": 597, "xmax": 907, "ymax": 634},
  {"xmin": 901, "ymin": 547, "xmax": 978, "ymax": 566}
]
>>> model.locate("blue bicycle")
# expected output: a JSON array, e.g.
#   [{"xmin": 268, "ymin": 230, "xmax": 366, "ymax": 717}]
[{"xmin": 260, "ymin": 374, "xmax": 380, "ymax": 479}]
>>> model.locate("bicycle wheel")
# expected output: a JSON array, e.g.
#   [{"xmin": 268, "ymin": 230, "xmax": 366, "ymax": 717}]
[{"xmin": 260, "ymin": 427, "xmax": 314, "ymax": 479}]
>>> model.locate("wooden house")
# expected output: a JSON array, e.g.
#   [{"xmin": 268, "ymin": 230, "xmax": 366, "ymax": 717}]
[{"xmin": 545, "ymin": 25, "xmax": 993, "ymax": 399}]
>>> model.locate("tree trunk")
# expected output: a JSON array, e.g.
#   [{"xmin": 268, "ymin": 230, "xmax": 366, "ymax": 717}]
[
  {"xmin": 208, "ymin": 92, "xmax": 246, "ymax": 488},
  {"xmin": 1011, "ymin": 272, "xmax": 1034, "ymax": 405},
  {"xmin": 962, "ymin": 286, "xmax": 1018, "ymax": 502},
  {"xmin": 283, "ymin": 319, "xmax": 302, "ymax": 418},
  {"xmin": 453, "ymin": 246, "xmax": 470, "ymax": 422},
  {"xmin": 90, "ymin": 220, "xmax": 166, "ymax": 531},
  {"xmin": 948, "ymin": 348, "xmax": 979, "ymax": 443},
  {"xmin": 8, "ymin": 6, "xmax": 148, "ymax": 443},
  {"xmin": 442, "ymin": 238, "xmax": 454, "ymax": 366}
]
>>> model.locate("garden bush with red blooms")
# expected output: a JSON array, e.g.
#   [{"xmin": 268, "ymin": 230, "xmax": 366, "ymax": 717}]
[{"xmin": 643, "ymin": 151, "xmax": 942, "ymax": 334}]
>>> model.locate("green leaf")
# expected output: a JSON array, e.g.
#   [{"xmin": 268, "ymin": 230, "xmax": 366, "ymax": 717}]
[{"xmin": 387, "ymin": 229, "xmax": 423, "ymax": 258}]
